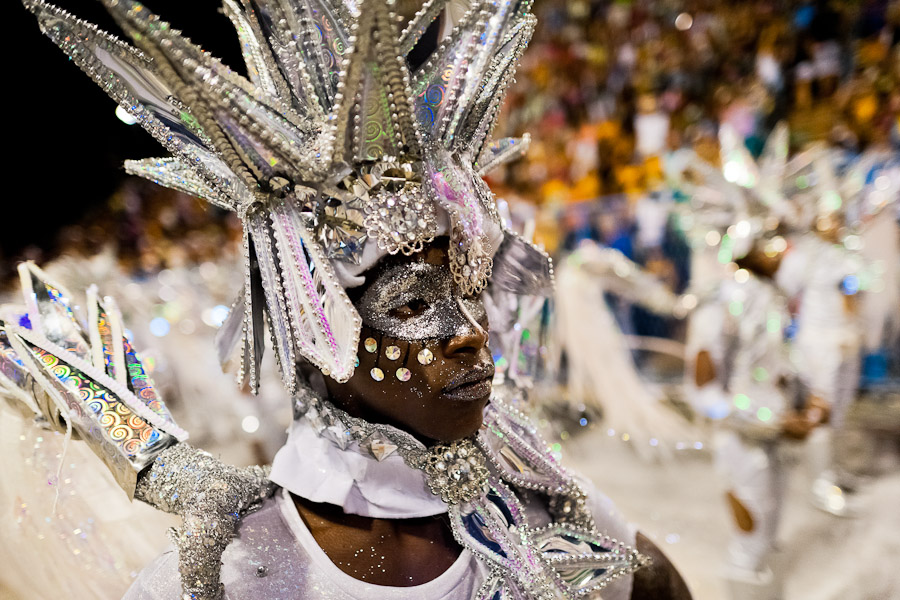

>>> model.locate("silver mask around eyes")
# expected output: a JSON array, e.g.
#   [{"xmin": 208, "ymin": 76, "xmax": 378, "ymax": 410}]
[{"xmin": 357, "ymin": 262, "xmax": 487, "ymax": 341}]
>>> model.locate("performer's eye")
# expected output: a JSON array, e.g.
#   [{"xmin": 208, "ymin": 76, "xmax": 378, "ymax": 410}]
[{"xmin": 391, "ymin": 298, "xmax": 429, "ymax": 318}]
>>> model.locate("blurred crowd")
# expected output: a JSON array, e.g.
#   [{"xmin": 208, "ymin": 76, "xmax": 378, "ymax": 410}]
[
  {"xmin": 0, "ymin": 179, "xmax": 242, "ymax": 290},
  {"xmin": 490, "ymin": 0, "xmax": 900, "ymax": 251}
]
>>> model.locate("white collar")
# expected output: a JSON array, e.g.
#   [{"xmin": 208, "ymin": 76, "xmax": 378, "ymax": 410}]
[{"xmin": 269, "ymin": 415, "xmax": 448, "ymax": 519}]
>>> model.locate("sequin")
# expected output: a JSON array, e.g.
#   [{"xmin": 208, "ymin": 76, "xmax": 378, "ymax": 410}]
[{"xmin": 417, "ymin": 348, "xmax": 434, "ymax": 365}]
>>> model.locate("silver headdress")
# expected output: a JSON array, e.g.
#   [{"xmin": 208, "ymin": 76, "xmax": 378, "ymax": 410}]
[
  {"xmin": 22, "ymin": 0, "xmax": 550, "ymax": 395},
  {"xmin": 669, "ymin": 122, "xmax": 809, "ymax": 261}
]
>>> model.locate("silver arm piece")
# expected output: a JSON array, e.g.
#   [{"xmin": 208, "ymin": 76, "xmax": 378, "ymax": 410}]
[{"xmin": 135, "ymin": 444, "xmax": 273, "ymax": 600}]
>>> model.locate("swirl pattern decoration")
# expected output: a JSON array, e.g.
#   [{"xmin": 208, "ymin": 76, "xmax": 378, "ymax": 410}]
[{"xmin": 27, "ymin": 345, "xmax": 164, "ymax": 459}]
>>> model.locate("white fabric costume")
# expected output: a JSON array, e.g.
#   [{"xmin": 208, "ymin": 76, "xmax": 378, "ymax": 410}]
[
  {"xmin": 690, "ymin": 272, "xmax": 794, "ymax": 577},
  {"xmin": 776, "ymin": 235, "xmax": 861, "ymax": 422},
  {"xmin": 125, "ymin": 488, "xmax": 634, "ymax": 600},
  {"xmin": 776, "ymin": 236, "xmax": 862, "ymax": 508},
  {"xmin": 554, "ymin": 242, "xmax": 699, "ymax": 459}
]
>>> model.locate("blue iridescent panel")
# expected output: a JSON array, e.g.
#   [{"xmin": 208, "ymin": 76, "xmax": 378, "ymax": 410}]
[
  {"xmin": 27, "ymin": 271, "xmax": 90, "ymax": 360},
  {"xmin": 461, "ymin": 509, "xmax": 506, "ymax": 557},
  {"xmin": 123, "ymin": 337, "xmax": 175, "ymax": 424}
]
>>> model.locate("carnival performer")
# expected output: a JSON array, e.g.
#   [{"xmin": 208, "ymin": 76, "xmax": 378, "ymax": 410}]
[
  {"xmin": 680, "ymin": 125, "xmax": 827, "ymax": 599},
  {"xmin": 690, "ymin": 235, "xmax": 823, "ymax": 598},
  {"xmin": 3, "ymin": 1, "xmax": 692, "ymax": 598},
  {"xmin": 778, "ymin": 145, "xmax": 899, "ymax": 516},
  {"xmin": 776, "ymin": 215, "xmax": 863, "ymax": 516}
]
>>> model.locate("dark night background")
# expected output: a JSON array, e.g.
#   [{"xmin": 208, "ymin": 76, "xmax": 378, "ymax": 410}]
[{"xmin": 6, "ymin": 0, "xmax": 242, "ymax": 263}]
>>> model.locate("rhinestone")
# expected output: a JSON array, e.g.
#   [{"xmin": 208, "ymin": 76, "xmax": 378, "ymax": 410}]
[
  {"xmin": 256, "ymin": 565, "xmax": 268, "ymax": 577},
  {"xmin": 385, "ymin": 345, "xmax": 401, "ymax": 360},
  {"xmin": 364, "ymin": 338, "xmax": 377, "ymax": 353},
  {"xmin": 361, "ymin": 435, "xmax": 398, "ymax": 461},
  {"xmin": 417, "ymin": 348, "xmax": 434, "ymax": 365},
  {"xmin": 396, "ymin": 367, "xmax": 411, "ymax": 381},
  {"xmin": 370, "ymin": 368, "xmax": 384, "ymax": 381}
]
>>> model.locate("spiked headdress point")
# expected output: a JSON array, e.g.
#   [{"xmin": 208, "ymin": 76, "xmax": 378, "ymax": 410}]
[{"xmin": 23, "ymin": 0, "xmax": 550, "ymax": 394}]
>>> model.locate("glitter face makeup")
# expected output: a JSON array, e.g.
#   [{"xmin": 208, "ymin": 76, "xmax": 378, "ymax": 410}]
[
  {"xmin": 356, "ymin": 262, "xmax": 488, "ymax": 341},
  {"xmin": 324, "ymin": 242, "xmax": 494, "ymax": 443}
]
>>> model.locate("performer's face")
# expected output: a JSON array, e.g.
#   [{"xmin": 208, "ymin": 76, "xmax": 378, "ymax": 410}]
[
  {"xmin": 736, "ymin": 240, "xmax": 784, "ymax": 279},
  {"xmin": 324, "ymin": 239, "xmax": 493, "ymax": 443}
]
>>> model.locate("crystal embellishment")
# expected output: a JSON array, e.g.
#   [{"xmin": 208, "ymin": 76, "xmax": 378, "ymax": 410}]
[
  {"xmin": 370, "ymin": 367, "xmax": 384, "ymax": 382},
  {"xmin": 395, "ymin": 367, "xmax": 411, "ymax": 382},
  {"xmin": 417, "ymin": 348, "xmax": 434, "ymax": 365},
  {"xmin": 421, "ymin": 439, "xmax": 489, "ymax": 505},
  {"xmin": 361, "ymin": 435, "xmax": 399, "ymax": 462},
  {"xmin": 313, "ymin": 196, "xmax": 368, "ymax": 265},
  {"xmin": 385, "ymin": 345, "xmax": 401, "ymax": 360},
  {"xmin": 364, "ymin": 338, "xmax": 378, "ymax": 353}
]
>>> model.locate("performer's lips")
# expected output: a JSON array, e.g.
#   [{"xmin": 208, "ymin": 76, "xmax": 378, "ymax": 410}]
[{"xmin": 442, "ymin": 364, "xmax": 495, "ymax": 401}]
